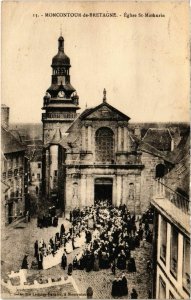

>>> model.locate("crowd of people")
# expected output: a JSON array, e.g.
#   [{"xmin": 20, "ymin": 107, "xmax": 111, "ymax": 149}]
[
  {"xmin": 37, "ymin": 206, "xmax": 58, "ymax": 228},
  {"xmin": 22, "ymin": 201, "xmax": 153, "ymax": 298},
  {"xmin": 67, "ymin": 203, "xmax": 153, "ymax": 273},
  {"xmin": 33, "ymin": 222, "xmax": 67, "ymax": 269},
  {"xmin": 67, "ymin": 202, "xmax": 153, "ymax": 297}
]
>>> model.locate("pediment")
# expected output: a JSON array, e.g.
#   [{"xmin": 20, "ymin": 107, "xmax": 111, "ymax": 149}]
[{"xmin": 80, "ymin": 102, "xmax": 130, "ymax": 122}]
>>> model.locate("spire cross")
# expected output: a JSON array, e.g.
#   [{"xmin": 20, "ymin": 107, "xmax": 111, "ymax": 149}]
[
  {"xmin": 60, "ymin": 24, "xmax": 62, "ymax": 36},
  {"xmin": 103, "ymin": 88, "xmax": 107, "ymax": 102}
]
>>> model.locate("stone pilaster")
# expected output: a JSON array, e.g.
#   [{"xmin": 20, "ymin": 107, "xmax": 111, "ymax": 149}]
[
  {"xmin": 80, "ymin": 174, "xmax": 87, "ymax": 207},
  {"xmin": 81, "ymin": 125, "xmax": 86, "ymax": 150},
  {"xmin": 87, "ymin": 125, "xmax": 92, "ymax": 151},
  {"xmin": 118, "ymin": 126, "xmax": 122, "ymax": 151},
  {"xmin": 116, "ymin": 175, "xmax": 122, "ymax": 206}
]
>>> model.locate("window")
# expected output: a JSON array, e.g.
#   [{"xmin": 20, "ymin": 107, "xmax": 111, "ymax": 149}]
[
  {"xmin": 95, "ymin": 127, "xmax": 114, "ymax": 163},
  {"xmin": 183, "ymin": 238, "xmax": 190, "ymax": 291},
  {"xmin": 129, "ymin": 183, "xmax": 135, "ymax": 200},
  {"xmin": 38, "ymin": 163, "xmax": 41, "ymax": 169},
  {"xmin": 54, "ymin": 170, "xmax": 58, "ymax": 177},
  {"xmin": 170, "ymin": 227, "xmax": 178, "ymax": 278},
  {"xmin": 158, "ymin": 276, "xmax": 166, "ymax": 299},
  {"xmin": 156, "ymin": 164, "xmax": 165, "ymax": 178},
  {"xmin": 160, "ymin": 217, "xmax": 167, "ymax": 263}
]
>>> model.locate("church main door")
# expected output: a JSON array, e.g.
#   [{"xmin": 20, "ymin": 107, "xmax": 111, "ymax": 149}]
[{"xmin": 94, "ymin": 178, "xmax": 113, "ymax": 206}]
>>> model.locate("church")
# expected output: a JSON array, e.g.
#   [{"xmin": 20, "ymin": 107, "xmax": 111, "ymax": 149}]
[{"xmin": 41, "ymin": 36, "xmax": 177, "ymax": 213}]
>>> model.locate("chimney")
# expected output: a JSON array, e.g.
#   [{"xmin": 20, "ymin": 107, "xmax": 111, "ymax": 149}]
[
  {"xmin": 134, "ymin": 126, "xmax": 141, "ymax": 139},
  {"xmin": 171, "ymin": 138, "xmax": 174, "ymax": 151},
  {"xmin": 1, "ymin": 104, "xmax": 10, "ymax": 130}
]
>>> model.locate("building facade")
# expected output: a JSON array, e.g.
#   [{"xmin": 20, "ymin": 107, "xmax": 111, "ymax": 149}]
[
  {"xmin": 1, "ymin": 106, "xmax": 29, "ymax": 225},
  {"xmin": 151, "ymin": 132, "xmax": 190, "ymax": 299},
  {"xmin": 42, "ymin": 36, "xmax": 184, "ymax": 214}
]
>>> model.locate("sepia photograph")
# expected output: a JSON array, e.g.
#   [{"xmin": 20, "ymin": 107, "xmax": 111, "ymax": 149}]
[{"xmin": 1, "ymin": 1, "xmax": 190, "ymax": 299}]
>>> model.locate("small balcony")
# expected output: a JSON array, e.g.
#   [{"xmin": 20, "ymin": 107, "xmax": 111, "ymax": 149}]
[
  {"xmin": 42, "ymin": 112, "xmax": 77, "ymax": 121},
  {"xmin": 154, "ymin": 179, "xmax": 189, "ymax": 214},
  {"xmin": 152, "ymin": 179, "xmax": 190, "ymax": 235}
]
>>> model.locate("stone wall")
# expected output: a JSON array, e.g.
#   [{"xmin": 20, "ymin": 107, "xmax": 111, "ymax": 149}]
[
  {"xmin": 64, "ymin": 166, "xmax": 142, "ymax": 213},
  {"xmin": 140, "ymin": 152, "xmax": 165, "ymax": 213}
]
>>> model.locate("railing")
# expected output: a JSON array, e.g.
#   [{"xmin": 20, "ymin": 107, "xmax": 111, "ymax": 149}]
[
  {"xmin": 154, "ymin": 179, "xmax": 190, "ymax": 214},
  {"xmin": 42, "ymin": 113, "xmax": 77, "ymax": 120}
]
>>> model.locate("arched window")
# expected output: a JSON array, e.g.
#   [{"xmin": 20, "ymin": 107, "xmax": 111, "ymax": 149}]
[
  {"xmin": 156, "ymin": 164, "xmax": 165, "ymax": 178},
  {"xmin": 95, "ymin": 127, "xmax": 114, "ymax": 163},
  {"xmin": 129, "ymin": 183, "xmax": 135, "ymax": 199}
]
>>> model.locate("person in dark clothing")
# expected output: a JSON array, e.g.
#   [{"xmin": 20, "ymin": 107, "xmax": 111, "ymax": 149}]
[
  {"xmin": 60, "ymin": 224, "xmax": 65, "ymax": 236},
  {"xmin": 111, "ymin": 278, "xmax": 118, "ymax": 298},
  {"xmin": 117, "ymin": 253, "xmax": 126, "ymax": 270},
  {"xmin": 69, "ymin": 211, "xmax": 73, "ymax": 223},
  {"xmin": 61, "ymin": 253, "xmax": 67, "ymax": 270},
  {"xmin": 86, "ymin": 252, "xmax": 93, "ymax": 272},
  {"xmin": 21, "ymin": 255, "xmax": 28, "ymax": 269},
  {"xmin": 53, "ymin": 216, "xmax": 58, "ymax": 227},
  {"xmin": 86, "ymin": 287, "xmax": 93, "ymax": 299},
  {"xmin": 68, "ymin": 263, "xmax": 73, "ymax": 275},
  {"xmin": 127, "ymin": 257, "xmax": 136, "ymax": 272},
  {"xmin": 37, "ymin": 252, "xmax": 43, "ymax": 270},
  {"xmin": 35, "ymin": 186, "xmax": 39, "ymax": 194},
  {"xmin": 34, "ymin": 240, "xmax": 38, "ymax": 257},
  {"xmin": 131, "ymin": 288, "xmax": 138, "ymax": 299},
  {"xmin": 73, "ymin": 256, "xmax": 78, "ymax": 270},
  {"xmin": 121, "ymin": 274, "xmax": 128, "ymax": 296},
  {"xmin": 86, "ymin": 230, "xmax": 92, "ymax": 244},
  {"xmin": 117, "ymin": 277, "xmax": 123, "ymax": 297}
]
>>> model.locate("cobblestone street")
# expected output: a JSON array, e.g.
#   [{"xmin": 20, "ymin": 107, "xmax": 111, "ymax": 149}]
[{"xmin": 1, "ymin": 213, "xmax": 152, "ymax": 299}]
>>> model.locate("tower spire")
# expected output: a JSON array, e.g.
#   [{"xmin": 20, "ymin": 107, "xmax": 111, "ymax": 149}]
[{"xmin": 103, "ymin": 88, "xmax": 107, "ymax": 102}]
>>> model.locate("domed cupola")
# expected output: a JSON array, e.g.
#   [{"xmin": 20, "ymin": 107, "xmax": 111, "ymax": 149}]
[{"xmin": 51, "ymin": 36, "xmax": 71, "ymax": 67}]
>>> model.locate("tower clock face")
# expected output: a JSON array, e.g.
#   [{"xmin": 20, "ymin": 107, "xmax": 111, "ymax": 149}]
[{"xmin": 58, "ymin": 91, "xmax": 65, "ymax": 98}]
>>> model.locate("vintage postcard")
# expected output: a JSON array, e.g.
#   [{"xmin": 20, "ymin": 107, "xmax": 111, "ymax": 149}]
[{"xmin": 1, "ymin": 1, "xmax": 190, "ymax": 299}]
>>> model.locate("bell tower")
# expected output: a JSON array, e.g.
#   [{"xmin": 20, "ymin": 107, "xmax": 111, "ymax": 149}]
[{"xmin": 42, "ymin": 36, "xmax": 80, "ymax": 144}]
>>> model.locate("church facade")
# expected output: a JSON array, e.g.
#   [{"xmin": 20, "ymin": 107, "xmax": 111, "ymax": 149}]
[{"xmin": 42, "ymin": 36, "xmax": 175, "ymax": 213}]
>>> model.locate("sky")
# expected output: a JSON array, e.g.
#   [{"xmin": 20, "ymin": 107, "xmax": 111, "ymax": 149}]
[{"xmin": 2, "ymin": 1, "xmax": 190, "ymax": 123}]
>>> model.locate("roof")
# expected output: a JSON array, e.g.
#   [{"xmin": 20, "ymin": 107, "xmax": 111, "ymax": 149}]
[
  {"xmin": 1, "ymin": 126, "xmax": 26, "ymax": 154},
  {"xmin": 131, "ymin": 134, "xmax": 174, "ymax": 164},
  {"xmin": 79, "ymin": 101, "xmax": 130, "ymax": 121},
  {"xmin": 9, "ymin": 130, "xmax": 23, "ymax": 143},
  {"xmin": 163, "ymin": 131, "xmax": 190, "ymax": 197},
  {"xmin": 143, "ymin": 128, "xmax": 172, "ymax": 151},
  {"xmin": 30, "ymin": 149, "xmax": 42, "ymax": 162},
  {"xmin": 51, "ymin": 128, "xmax": 62, "ymax": 144},
  {"xmin": 1, "ymin": 104, "xmax": 9, "ymax": 108},
  {"xmin": 166, "ymin": 128, "xmax": 190, "ymax": 164}
]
